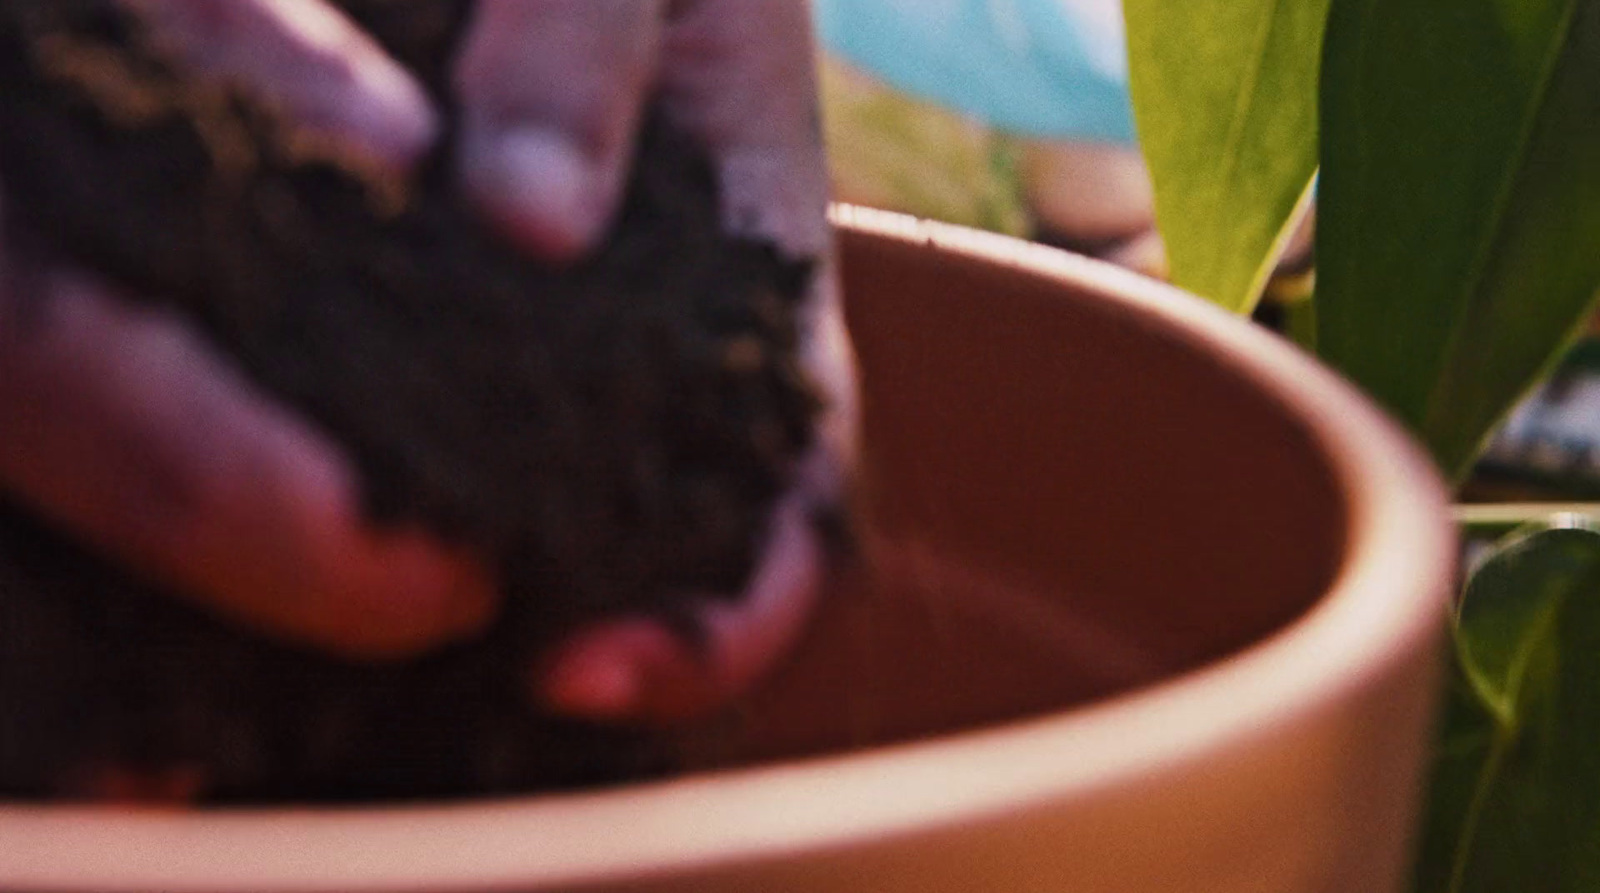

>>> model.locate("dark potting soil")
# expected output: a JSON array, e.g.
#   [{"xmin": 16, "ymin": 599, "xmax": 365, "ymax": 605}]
[{"xmin": 0, "ymin": 0, "xmax": 824, "ymax": 801}]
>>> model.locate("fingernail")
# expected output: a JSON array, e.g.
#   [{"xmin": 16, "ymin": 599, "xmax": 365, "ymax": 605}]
[
  {"xmin": 311, "ymin": 525, "xmax": 498, "ymax": 660},
  {"xmin": 343, "ymin": 65, "xmax": 439, "ymax": 166},
  {"xmin": 465, "ymin": 127, "xmax": 604, "ymax": 260},
  {"xmin": 539, "ymin": 649, "xmax": 644, "ymax": 720},
  {"xmin": 386, "ymin": 542, "xmax": 497, "ymax": 644}
]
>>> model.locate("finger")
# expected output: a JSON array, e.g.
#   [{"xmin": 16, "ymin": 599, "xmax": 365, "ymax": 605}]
[
  {"xmin": 115, "ymin": 0, "xmax": 437, "ymax": 169},
  {"xmin": 535, "ymin": 483, "xmax": 827, "ymax": 724},
  {"xmin": 661, "ymin": 1, "xmax": 857, "ymax": 458},
  {"xmin": 0, "ymin": 260, "xmax": 495, "ymax": 660},
  {"xmin": 660, "ymin": 0, "xmax": 832, "ymax": 260},
  {"xmin": 454, "ymin": 0, "xmax": 666, "ymax": 260}
]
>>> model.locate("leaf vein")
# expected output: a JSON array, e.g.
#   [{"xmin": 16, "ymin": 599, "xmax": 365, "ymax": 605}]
[
  {"xmin": 1213, "ymin": 0, "xmax": 1286, "ymax": 206},
  {"xmin": 1421, "ymin": 0, "xmax": 1582, "ymax": 438}
]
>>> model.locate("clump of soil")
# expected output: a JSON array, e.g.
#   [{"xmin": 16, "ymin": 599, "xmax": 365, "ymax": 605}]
[{"xmin": 0, "ymin": 0, "xmax": 823, "ymax": 801}]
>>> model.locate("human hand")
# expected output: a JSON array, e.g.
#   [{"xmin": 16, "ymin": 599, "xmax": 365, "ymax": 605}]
[
  {"xmin": 0, "ymin": 0, "xmax": 854, "ymax": 725},
  {"xmin": 448, "ymin": 0, "xmax": 855, "ymax": 723},
  {"xmin": 0, "ymin": 0, "xmax": 497, "ymax": 661}
]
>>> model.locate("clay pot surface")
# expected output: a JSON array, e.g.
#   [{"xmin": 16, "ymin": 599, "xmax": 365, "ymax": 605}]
[{"xmin": 0, "ymin": 207, "xmax": 1454, "ymax": 893}]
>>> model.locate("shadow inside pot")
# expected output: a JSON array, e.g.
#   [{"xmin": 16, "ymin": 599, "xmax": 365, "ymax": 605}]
[{"xmin": 675, "ymin": 219, "xmax": 1349, "ymax": 771}]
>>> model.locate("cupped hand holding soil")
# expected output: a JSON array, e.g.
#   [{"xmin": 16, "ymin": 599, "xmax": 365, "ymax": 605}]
[
  {"xmin": 0, "ymin": 0, "xmax": 852, "ymax": 781},
  {"xmin": 444, "ymin": 0, "xmax": 855, "ymax": 723},
  {"xmin": 0, "ymin": 0, "xmax": 491, "ymax": 663}
]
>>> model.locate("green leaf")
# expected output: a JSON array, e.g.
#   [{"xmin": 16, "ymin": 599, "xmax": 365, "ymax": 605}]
[
  {"xmin": 1123, "ymin": 0, "xmax": 1327, "ymax": 313},
  {"xmin": 1316, "ymin": 0, "xmax": 1600, "ymax": 482},
  {"xmin": 1414, "ymin": 523, "xmax": 1600, "ymax": 893}
]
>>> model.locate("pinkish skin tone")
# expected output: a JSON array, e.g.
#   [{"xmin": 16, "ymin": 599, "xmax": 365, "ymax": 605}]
[{"xmin": 0, "ymin": 0, "xmax": 854, "ymax": 748}]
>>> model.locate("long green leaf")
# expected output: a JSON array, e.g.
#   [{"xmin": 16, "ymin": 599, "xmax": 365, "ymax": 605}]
[
  {"xmin": 1123, "ymin": 0, "xmax": 1326, "ymax": 313},
  {"xmin": 1316, "ymin": 0, "xmax": 1600, "ymax": 482},
  {"xmin": 1414, "ymin": 523, "xmax": 1600, "ymax": 893}
]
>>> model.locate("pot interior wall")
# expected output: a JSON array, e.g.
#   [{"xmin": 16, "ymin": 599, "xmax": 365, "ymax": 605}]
[{"xmin": 682, "ymin": 228, "xmax": 1348, "ymax": 768}]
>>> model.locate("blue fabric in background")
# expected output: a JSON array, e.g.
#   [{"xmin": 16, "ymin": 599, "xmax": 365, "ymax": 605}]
[{"xmin": 814, "ymin": 0, "xmax": 1137, "ymax": 145}]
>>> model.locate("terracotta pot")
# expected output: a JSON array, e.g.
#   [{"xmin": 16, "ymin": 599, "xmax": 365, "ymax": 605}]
[{"xmin": 0, "ymin": 208, "xmax": 1454, "ymax": 893}]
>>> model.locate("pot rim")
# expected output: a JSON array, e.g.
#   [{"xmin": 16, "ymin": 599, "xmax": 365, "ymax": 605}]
[{"xmin": 0, "ymin": 207, "xmax": 1455, "ymax": 893}]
